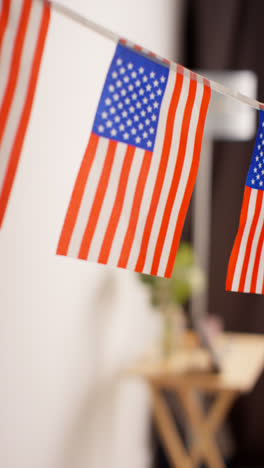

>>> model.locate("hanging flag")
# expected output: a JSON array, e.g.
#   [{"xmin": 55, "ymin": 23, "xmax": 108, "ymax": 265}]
[
  {"xmin": 57, "ymin": 40, "xmax": 211, "ymax": 277},
  {"xmin": 226, "ymin": 109, "xmax": 264, "ymax": 294},
  {"xmin": 0, "ymin": 0, "xmax": 50, "ymax": 227}
]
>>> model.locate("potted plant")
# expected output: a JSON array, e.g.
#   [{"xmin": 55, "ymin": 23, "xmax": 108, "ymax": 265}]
[{"xmin": 140, "ymin": 242, "xmax": 205, "ymax": 357}]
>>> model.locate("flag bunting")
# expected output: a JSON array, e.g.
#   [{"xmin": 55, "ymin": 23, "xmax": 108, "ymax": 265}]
[
  {"xmin": 0, "ymin": 0, "xmax": 50, "ymax": 227},
  {"xmin": 57, "ymin": 40, "xmax": 211, "ymax": 277},
  {"xmin": 226, "ymin": 110, "xmax": 264, "ymax": 294}
]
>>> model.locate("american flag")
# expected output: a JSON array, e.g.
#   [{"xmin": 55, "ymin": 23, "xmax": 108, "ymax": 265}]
[
  {"xmin": 57, "ymin": 41, "xmax": 211, "ymax": 277},
  {"xmin": 226, "ymin": 110, "xmax": 264, "ymax": 294},
  {"xmin": 0, "ymin": 0, "xmax": 50, "ymax": 227}
]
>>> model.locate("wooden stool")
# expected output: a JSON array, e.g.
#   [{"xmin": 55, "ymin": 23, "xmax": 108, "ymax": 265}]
[{"xmin": 127, "ymin": 332, "xmax": 264, "ymax": 468}]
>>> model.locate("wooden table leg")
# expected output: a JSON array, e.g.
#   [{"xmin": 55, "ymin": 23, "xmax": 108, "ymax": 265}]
[
  {"xmin": 190, "ymin": 390, "xmax": 237, "ymax": 465},
  {"xmin": 178, "ymin": 388, "xmax": 237, "ymax": 468},
  {"xmin": 151, "ymin": 384, "xmax": 193, "ymax": 468}
]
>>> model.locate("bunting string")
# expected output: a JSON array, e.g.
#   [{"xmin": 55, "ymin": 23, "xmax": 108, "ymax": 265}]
[{"xmin": 44, "ymin": 0, "xmax": 264, "ymax": 111}]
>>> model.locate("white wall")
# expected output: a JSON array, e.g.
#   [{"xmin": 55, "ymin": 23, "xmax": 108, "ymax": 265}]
[{"xmin": 0, "ymin": 1, "xmax": 182, "ymax": 467}]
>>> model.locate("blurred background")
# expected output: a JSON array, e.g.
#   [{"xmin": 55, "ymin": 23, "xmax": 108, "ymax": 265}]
[{"xmin": 1, "ymin": 0, "xmax": 264, "ymax": 467}]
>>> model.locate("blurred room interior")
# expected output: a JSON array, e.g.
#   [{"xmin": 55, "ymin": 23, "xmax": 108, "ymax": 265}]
[{"xmin": 1, "ymin": 1, "xmax": 264, "ymax": 468}]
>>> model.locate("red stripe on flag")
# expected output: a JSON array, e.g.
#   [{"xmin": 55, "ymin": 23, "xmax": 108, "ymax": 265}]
[
  {"xmin": 57, "ymin": 133, "xmax": 99, "ymax": 255},
  {"xmin": 203, "ymin": 77, "xmax": 210, "ymax": 88},
  {"xmin": 0, "ymin": 0, "xmax": 32, "ymax": 145},
  {"xmin": 78, "ymin": 140, "xmax": 117, "ymax": 260},
  {"xmin": 238, "ymin": 190, "xmax": 263, "ymax": 292},
  {"xmin": 262, "ymin": 262, "xmax": 264, "ymax": 295},
  {"xmin": 134, "ymin": 72, "xmax": 184, "ymax": 273},
  {"xmin": 0, "ymin": 2, "xmax": 50, "ymax": 227},
  {"xmin": 250, "ymin": 207, "xmax": 264, "ymax": 293},
  {"xmin": 177, "ymin": 65, "xmax": 185, "ymax": 75},
  {"xmin": 150, "ymin": 78, "xmax": 197, "ymax": 276},
  {"xmin": 118, "ymin": 150, "xmax": 152, "ymax": 268},
  {"xmin": 164, "ymin": 84, "xmax": 211, "ymax": 277},
  {"xmin": 225, "ymin": 186, "xmax": 251, "ymax": 290},
  {"xmin": 98, "ymin": 145, "xmax": 135, "ymax": 264},
  {"xmin": 0, "ymin": 0, "xmax": 11, "ymax": 53}
]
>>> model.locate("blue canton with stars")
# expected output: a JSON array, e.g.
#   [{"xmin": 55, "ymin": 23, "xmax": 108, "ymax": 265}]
[
  {"xmin": 92, "ymin": 43, "xmax": 169, "ymax": 152},
  {"xmin": 246, "ymin": 110, "xmax": 264, "ymax": 190}
]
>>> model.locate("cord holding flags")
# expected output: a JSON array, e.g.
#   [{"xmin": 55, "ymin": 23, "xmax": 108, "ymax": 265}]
[{"xmin": 45, "ymin": 0, "xmax": 264, "ymax": 112}]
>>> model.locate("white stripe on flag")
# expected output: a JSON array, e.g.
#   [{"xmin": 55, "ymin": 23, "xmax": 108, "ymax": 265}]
[
  {"xmin": 244, "ymin": 195, "xmax": 264, "ymax": 292},
  {"xmin": 87, "ymin": 141, "xmax": 128, "ymax": 261},
  {"xmin": 67, "ymin": 137, "xmax": 109, "ymax": 257},
  {"xmin": 125, "ymin": 67, "xmax": 178, "ymax": 270},
  {"xmin": 231, "ymin": 189, "xmax": 257, "ymax": 291},
  {"xmin": 0, "ymin": 0, "xmax": 23, "ymax": 105},
  {"xmin": 158, "ymin": 78, "xmax": 204, "ymax": 276},
  {"xmin": 0, "ymin": 0, "xmax": 43, "ymax": 190},
  {"xmin": 256, "ymin": 226, "xmax": 264, "ymax": 293},
  {"xmin": 106, "ymin": 146, "xmax": 145, "ymax": 266},
  {"xmin": 142, "ymin": 70, "xmax": 191, "ymax": 274}
]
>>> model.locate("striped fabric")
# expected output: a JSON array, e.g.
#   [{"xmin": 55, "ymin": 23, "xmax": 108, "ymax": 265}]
[
  {"xmin": 226, "ymin": 110, "xmax": 264, "ymax": 294},
  {"xmin": 57, "ymin": 41, "xmax": 211, "ymax": 277},
  {"xmin": 0, "ymin": 0, "xmax": 50, "ymax": 226}
]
